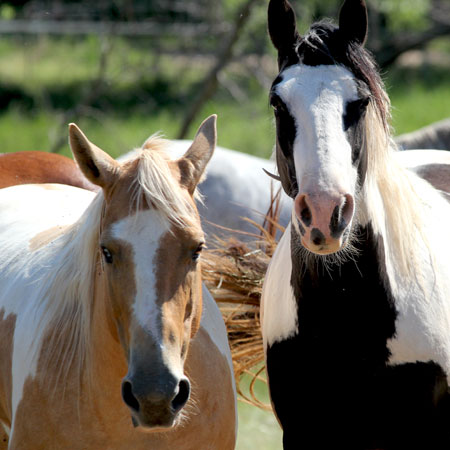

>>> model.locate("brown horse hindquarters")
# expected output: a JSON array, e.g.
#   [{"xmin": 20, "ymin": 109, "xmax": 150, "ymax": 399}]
[{"xmin": 0, "ymin": 152, "xmax": 98, "ymax": 191}]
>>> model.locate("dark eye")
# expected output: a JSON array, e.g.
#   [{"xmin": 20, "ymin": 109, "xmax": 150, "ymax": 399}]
[
  {"xmin": 343, "ymin": 97, "xmax": 370, "ymax": 131},
  {"xmin": 270, "ymin": 94, "xmax": 286, "ymax": 115},
  {"xmin": 192, "ymin": 243, "xmax": 204, "ymax": 262},
  {"xmin": 101, "ymin": 246, "xmax": 113, "ymax": 264}
]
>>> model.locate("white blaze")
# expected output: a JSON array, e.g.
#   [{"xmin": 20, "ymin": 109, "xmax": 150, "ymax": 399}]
[
  {"xmin": 274, "ymin": 64, "xmax": 360, "ymax": 198},
  {"xmin": 111, "ymin": 210, "xmax": 170, "ymax": 344}
]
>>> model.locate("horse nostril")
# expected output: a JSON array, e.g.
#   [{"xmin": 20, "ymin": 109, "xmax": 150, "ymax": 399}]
[
  {"xmin": 295, "ymin": 194, "xmax": 312, "ymax": 227},
  {"xmin": 122, "ymin": 380, "xmax": 140, "ymax": 412},
  {"xmin": 330, "ymin": 194, "xmax": 355, "ymax": 238},
  {"xmin": 171, "ymin": 378, "xmax": 190, "ymax": 413}
]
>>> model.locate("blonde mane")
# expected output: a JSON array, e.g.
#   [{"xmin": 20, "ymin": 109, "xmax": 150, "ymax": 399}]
[
  {"xmin": 360, "ymin": 96, "xmax": 428, "ymax": 280},
  {"xmin": 130, "ymin": 136, "xmax": 198, "ymax": 226},
  {"xmin": 34, "ymin": 193, "xmax": 103, "ymax": 392},
  {"xmin": 37, "ymin": 138, "xmax": 199, "ymax": 391}
]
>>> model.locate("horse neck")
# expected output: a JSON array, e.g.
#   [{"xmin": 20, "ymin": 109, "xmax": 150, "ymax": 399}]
[{"xmin": 359, "ymin": 145, "xmax": 429, "ymax": 280}]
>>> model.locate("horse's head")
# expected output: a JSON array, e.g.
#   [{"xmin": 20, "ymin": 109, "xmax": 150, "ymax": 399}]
[
  {"xmin": 268, "ymin": 0, "xmax": 386, "ymax": 255},
  {"xmin": 69, "ymin": 116, "xmax": 216, "ymax": 429}
]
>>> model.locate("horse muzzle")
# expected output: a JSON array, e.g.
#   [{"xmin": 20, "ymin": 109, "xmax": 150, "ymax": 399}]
[
  {"xmin": 121, "ymin": 374, "xmax": 191, "ymax": 429},
  {"xmin": 294, "ymin": 191, "xmax": 354, "ymax": 254}
]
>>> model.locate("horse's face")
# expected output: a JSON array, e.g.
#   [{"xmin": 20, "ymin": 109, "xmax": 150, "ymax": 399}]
[
  {"xmin": 69, "ymin": 116, "xmax": 216, "ymax": 429},
  {"xmin": 100, "ymin": 176, "xmax": 204, "ymax": 429},
  {"xmin": 268, "ymin": 0, "xmax": 370, "ymax": 255}
]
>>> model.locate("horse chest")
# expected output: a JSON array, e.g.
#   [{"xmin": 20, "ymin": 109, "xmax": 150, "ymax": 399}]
[
  {"xmin": 264, "ymin": 224, "xmax": 397, "ymax": 362},
  {"xmin": 264, "ymin": 223, "xmax": 450, "ymax": 448}
]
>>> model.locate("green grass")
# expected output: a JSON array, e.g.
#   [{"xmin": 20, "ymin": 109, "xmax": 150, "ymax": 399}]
[
  {"xmin": 387, "ymin": 66, "xmax": 450, "ymax": 135},
  {"xmin": 235, "ymin": 373, "xmax": 282, "ymax": 450},
  {"xmin": 236, "ymin": 401, "xmax": 282, "ymax": 450},
  {"xmin": 0, "ymin": 36, "xmax": 448, "ymax": 159}
]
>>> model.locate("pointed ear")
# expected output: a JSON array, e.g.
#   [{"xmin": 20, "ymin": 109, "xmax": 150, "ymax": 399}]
[
  {"xmin": 68, "ymin": 123, "xmax": 120, "ymax": 189},
  {"xmin": 268, "ymin": 0, "xmax": 300, "ymax": 69},
  {"xmin": 339, "ymin": 0, "xmax": 368, "ymax": 45},
  {"xmin": 178, "ymin": 115, "xmax": 216, "ymax": 195}
]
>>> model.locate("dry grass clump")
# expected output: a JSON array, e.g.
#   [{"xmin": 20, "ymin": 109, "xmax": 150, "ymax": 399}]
[{"xmin": 201, "ymin": 187, "xmax": 284, "ymax": 409}]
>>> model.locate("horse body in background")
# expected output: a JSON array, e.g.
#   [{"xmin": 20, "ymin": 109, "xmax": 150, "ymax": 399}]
[
  {"xmin": 0, "ymin": 151, "xmax": 96, "ymax": 191},
  {"xmin": 119, "ymin": 142, "xmax": 293, "ymax": 238},
  {"xmin": 0, "ymin": 116, "xmax": 236, "ymax": 449},
  {"xmin": 262, "ymin": 0, "xmax": 450, "ymax": 449}
]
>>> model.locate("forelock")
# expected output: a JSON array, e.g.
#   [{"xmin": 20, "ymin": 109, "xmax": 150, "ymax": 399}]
[{"xmin": 128, "ymin": 140, "xmax": 198, "ymax": 227}]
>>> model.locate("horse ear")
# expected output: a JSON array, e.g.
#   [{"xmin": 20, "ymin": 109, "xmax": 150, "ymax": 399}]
[
  {"xmin": 178, "ymin": 115, "xmax": 216, "ymax": 195},
  {"xmin": 339, "ymin": 0, "xmax": 368, "ymax": 45},
  {"xmin": 268, "ymin": 0, "xmax": 300, "ymax": 68},
  {"xmin": 68, "ymin": 123, "xmax": 119, "ymax": 189}
]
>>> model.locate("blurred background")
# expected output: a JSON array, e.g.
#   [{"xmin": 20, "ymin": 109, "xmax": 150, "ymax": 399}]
[
  {"xmin": 0, "ymin": 0, "xmax": 448, "ymax": 448},
  {"xmin": 0, "ymin": 0, "xmax": 448, "ymax": 159}
]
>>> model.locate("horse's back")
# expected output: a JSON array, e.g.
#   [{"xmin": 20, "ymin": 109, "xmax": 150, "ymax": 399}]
[
  {"xmin": 0, "ymin": 184, "xmax": 94, "ymax": 266},
  {"xmin": 0, "ymin": 184, "xmax": 95, "ymax": 433},
  {"xmin": 397, "ymin": 149, "xmax": 450, "ymax": 195},
  {"xmin": 0, "ymin": 181, "xmax": 93, "ymax": 223},
  {"xmin": 0, "ymin": 151, "xmax": 96, "ymax": 191}
]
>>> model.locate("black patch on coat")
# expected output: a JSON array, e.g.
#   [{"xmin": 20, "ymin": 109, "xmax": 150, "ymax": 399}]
[
  {"xmin": 344, "ymin": 96, "xmax": 370, "ymax": 184},
  {"xmin": 269, "ymin": 91, "xmax": 298, "ymax": 198},
  {"xmin": 266, "ymin": 223, "xmax": 450, "ymax": 449}
]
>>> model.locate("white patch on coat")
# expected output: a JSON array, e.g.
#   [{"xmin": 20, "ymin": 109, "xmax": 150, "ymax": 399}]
[
  {"xmin": 261, "ymin": 223, "xmax": 297, "ymax": 349},
  {"xmin": 0, "ymin": 184, "xmax": 95, "ymax": 429},
  {"xmin": 396, "ymin": 149, "xmax": 450, "ymax": 169},
  {"xmin": 274, "ymin": 64, "xmax": 359, "ymax": 199},
  {"xmin": 383, "ymin": 173, "xmax": 450, "ymax": 378},
  {"xmin": 110, "ymin": 210, "xmax": 170, "ymax": 344}
]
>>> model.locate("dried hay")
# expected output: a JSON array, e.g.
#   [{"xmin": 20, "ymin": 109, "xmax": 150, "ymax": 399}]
[{"xmin": 202, "ymin": 185, "xmax": 285, "ymax": 410}]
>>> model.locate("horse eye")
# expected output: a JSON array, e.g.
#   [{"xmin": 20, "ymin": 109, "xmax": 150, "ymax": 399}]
[
  {"xmin": 270, "ymin": 95, "xmax": 285, "ymax": 114},
  {"xmin": 344, "ymin": 97, "xmax": 370, "ymax": 131},
  {"xmin": 192, "ymin": 243, "xmax": 205, "ymax": 262},
  {"xmin": 101, "ymin": 246, "xmax": 113, "ymax": 264}
]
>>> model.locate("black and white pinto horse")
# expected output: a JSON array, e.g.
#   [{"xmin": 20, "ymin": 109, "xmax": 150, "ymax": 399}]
[{"xmin": 261, "ymin": 0, "xmax": 450, "ymax": 449}]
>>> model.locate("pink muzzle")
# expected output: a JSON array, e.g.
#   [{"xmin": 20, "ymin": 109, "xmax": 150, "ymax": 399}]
[{"xmin": 294, "ymin": 191, "xmax": 354, "ymax": 254}]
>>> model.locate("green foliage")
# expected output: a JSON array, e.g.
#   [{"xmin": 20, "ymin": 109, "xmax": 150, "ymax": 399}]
[
  {"xmin": 0, "ymin": 4, "xmax": 15, "ymax": 20},
  {"xmin": 0, "ymin": 33, "xmax": 448, "ymax": 157},
  {"xmin": 387, "ymin": 66, "xmax": 450, "ymax": 134},
  {"xmin": 377, "ymin": 0, "xmax": 430, "ymax": 31}
]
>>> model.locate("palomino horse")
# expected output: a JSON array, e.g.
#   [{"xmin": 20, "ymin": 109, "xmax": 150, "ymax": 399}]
[
  {"xmin": 0, "ymin": 115, "xmax": 236, "ymax": 449},
  {"xmin": 0, "ymin": 151, "xmax": 96, "ymax": 191},
  {"xmin": 262, "ymin": 0, "xmax": 450, "ymax": 449}
]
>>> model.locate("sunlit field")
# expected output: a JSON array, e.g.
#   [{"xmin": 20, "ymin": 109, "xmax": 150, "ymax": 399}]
[{"xmin": 0, "ymin": 37, "xmax": 448, "ymax": 158}]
